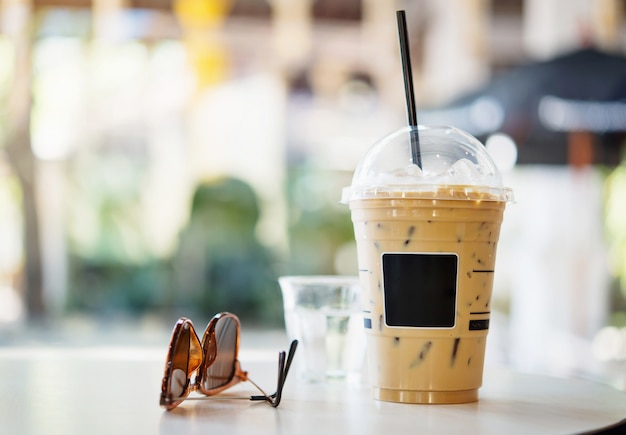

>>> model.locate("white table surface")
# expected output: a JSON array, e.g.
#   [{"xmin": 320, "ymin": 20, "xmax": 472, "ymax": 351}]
[{"xmin": 1, "ymin": 329, "xmax": 625, "ymax": 435}]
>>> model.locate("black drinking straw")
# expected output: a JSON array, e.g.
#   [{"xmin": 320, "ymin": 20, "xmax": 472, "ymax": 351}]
[{"xmin": 396, "ymin": 10, "xmax": 422, "ymax": 169}]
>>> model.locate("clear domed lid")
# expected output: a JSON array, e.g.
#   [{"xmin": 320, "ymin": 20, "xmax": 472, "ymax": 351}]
[{"xmin": 341, "ymin": 125, "xmax": 513, "ymax": 203}]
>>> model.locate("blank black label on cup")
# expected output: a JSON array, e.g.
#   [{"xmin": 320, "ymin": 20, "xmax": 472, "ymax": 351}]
[{"xmin": 382, "ymin": 253, "xmax": 458, "ymax": 328}]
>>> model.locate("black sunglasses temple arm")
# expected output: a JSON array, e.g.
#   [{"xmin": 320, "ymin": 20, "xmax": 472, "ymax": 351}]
[
  {"xmin": 269, "ymin": 339, "xmax": 298, "ymax": 407},
  {"xmin": 250, "ymin": 339, "xmax": 298, "ymax": 407},
  {"xmin": 284, "ymin": 340, "xmax": 298, "ymax": 378},
  {"xmin": 270, "ymin": 350, "xmax": 287, "ymax": 406}
]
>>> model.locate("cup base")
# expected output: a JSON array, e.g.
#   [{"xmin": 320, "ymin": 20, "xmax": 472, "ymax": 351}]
[{"xmin": 373, "ymin": 387, "xmax": 478, "ymax": 404}]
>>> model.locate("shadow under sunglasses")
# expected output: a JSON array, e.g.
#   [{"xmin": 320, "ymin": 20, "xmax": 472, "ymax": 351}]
[{"xmin": 160, "ymin": 312, "xmax": 298, "ymax": 410}]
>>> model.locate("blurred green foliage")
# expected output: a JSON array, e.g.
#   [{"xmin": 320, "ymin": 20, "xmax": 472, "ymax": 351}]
[
  {"xmin": 605, "ymin": 160, "xmax": 626, "ymax": 327},
  {"xmin": 169, "ymin": 177, "xmax": 283, "ymax": 326},
  {"xmin": 65, "ymin": 166, "xmax": 357, "ymax": 327},
  {"xmin": 68, "ymin": 176, "xmax": 285, "ymax": 326},
  {"xmin": 285, "ymin": 165, "xmax": 355, "ymax": 275}
]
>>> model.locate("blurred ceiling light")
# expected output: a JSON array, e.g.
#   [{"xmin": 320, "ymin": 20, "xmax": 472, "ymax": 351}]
[
  {"xmin": 470, "ymin": 96, "xmax": 505, "ymax": 134},
  {"xmin": 485, "ymin": 132, "xmax": 517, "ymax": 171},
  {"xmin": 539, "ymin": 95, "xmax": 626, "ymax": 133}
]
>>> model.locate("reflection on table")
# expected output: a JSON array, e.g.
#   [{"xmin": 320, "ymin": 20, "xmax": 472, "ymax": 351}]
[{"xmin": 0, "ymin": 329, "xmax": 625, "ymax": 435}]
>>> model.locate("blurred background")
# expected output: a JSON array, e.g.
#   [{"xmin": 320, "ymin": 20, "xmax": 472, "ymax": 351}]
[{"xmin": 0, "ymin": 0, "xmax": 626, "ymax": 387}]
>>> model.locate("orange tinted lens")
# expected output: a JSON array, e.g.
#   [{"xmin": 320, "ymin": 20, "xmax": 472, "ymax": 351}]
[
  {"xmin": 161, "ymin": 319, "xmax": 202, "ymax": 408},
  {"xmin": 203, "ymin": 316, "xmax": 238, "ymax": 390}
]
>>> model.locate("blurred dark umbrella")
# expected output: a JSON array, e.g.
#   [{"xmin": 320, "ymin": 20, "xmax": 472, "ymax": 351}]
[{"xmin": 422, "ymin": 48, "xmax": 626, "ymax": 165}]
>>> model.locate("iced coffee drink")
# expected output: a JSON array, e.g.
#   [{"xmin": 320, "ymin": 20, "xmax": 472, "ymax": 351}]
[{"xmin": 342, "ymin": 126, "xmax": 512, "ymax": 404}]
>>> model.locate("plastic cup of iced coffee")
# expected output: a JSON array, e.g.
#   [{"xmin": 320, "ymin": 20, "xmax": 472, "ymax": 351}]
[{"xmin": 341, "ymin": 125, "xmax": 513, "ymax": 404}]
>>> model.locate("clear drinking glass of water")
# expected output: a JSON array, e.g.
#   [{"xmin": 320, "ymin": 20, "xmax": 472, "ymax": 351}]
[{"xmin": 278, "ymin": 276, "xmax": 366, "ymax": 383}]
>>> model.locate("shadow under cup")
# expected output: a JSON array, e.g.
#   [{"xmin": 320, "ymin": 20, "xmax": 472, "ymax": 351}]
[
  {"xmin": 350, "ymin": 196, "xmax": 506, "ymax": 404},
  {"xmin": 278, "ymin": 276, "xmax": 366, "ymax": 382}
]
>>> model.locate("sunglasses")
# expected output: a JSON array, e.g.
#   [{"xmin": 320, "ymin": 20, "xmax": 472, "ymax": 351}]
[{"xmin": 159, "ymin": 312, "xmax": 298, "ymax": 410}]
